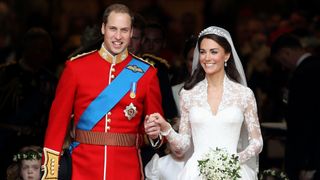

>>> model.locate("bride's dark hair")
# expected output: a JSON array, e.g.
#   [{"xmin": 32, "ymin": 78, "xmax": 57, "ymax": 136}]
[{"xmin": 183, "ymin": 34, "xmax": 241, "ymax": 90}]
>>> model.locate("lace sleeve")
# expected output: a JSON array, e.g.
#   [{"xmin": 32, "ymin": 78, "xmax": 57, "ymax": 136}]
[
  {"xmin": 165, "ymin": 90, "xmax": 192, "ymax": 157},
  {"xmin": 238, "ymin": 89, "xmax": 263, "ymax": 163}
]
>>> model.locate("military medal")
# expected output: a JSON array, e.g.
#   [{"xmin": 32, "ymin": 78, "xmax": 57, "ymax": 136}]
[
  {"xmin": 130, "ymin": 82, "xmax": 136, "ymax": 99},
  {"xmin": 124, "ymin": 103, "xmax": 138, "ymax": 120}
]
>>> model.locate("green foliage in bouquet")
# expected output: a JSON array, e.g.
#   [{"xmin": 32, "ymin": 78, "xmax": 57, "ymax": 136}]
[
  {"xmin": 259, "ymin": 169, "xmax": 289, "ymax": 180},
  {"xmin": 198, "ymin": 147, "xmax": 241, "ymax": 180}
]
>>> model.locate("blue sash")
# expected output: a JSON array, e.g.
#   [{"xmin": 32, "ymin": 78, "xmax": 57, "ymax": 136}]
[{"xmin": 70, "ymin": 58, "xmax": 150, "ymax": 150}]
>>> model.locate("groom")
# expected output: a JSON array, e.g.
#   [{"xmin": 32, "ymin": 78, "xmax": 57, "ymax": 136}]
[{"xmin": 41, "ymin": 3, "xmax": 163, "ymax": 180}]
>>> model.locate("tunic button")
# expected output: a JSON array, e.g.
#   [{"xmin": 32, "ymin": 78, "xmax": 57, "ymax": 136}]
[
  {"xmin": 107, "ymin": 118, "xmax": 111, "ymax": 123},
  {"xmin": 106, "ymin": 126, "xmax": 110, "ymax": 130},
  {"xmin": 108, "ymin": 112, "xmax": 112, "ymax": 115},
  {"xmin": 111, "ymin": 74, "xmax": 115, "ymax": 79},
  {"xmin": 111, "ymin": 68, "xmax": 115, "ymax": 72}
]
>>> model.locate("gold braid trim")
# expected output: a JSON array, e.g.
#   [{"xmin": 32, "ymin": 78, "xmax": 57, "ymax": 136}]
[
  {"xmin": 70, "ymin": 50, "xmax": 97, "ymax": 61},
  {"xmin": 130, "ymin": 52, "xmax": 155, "ymax": 67},
  {"xmin": 142, "ymin": 53, "xmax": 170, "ymax": 68},
  {"xmin": 41, "ymin": 148, "xmax": 60, "ymax": 180}
]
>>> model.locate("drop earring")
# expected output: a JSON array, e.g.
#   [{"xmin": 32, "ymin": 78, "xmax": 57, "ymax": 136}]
[{"xmin": 224, "ymin": 61, "xmax": 227, "ymax": 67}]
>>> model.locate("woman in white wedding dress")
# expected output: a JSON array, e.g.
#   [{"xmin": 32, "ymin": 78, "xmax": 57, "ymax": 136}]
[{"xmin": 145, "ymin": 26, "xmax": 263, "ymax": 180}]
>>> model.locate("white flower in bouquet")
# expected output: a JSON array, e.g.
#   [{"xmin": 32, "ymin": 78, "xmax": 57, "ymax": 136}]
[
  {"xmin": 198, "ymin": 147, "xmax": 241, "ymax": 180},
  {"xmin": 259, "ymin": 169, "xmax": 289, "ymax": 180}
]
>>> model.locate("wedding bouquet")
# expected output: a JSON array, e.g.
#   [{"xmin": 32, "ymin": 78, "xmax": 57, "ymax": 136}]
[{"xmin": 198, "ymin": 147, "xmax": 241, "ymax": 180}]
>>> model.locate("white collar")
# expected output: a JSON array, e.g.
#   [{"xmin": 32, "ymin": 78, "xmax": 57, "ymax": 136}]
[{"xmin": 296, "ymin": 53, "xmax": 312, "ymax": 67}]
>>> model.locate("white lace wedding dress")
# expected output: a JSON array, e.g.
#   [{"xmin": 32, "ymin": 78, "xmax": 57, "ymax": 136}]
[{"xmin": 157, "ymin": 76, "xmax": 263, "ymax": 180}]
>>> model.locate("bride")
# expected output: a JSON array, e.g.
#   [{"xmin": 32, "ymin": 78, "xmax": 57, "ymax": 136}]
[{"xmin": 144, "ymin": 26, "xmax": 263, "ymax": 180}]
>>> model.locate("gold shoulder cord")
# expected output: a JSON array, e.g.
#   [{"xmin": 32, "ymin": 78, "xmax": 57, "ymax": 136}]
[{"xmin": 142, "ymin": 53, "xmax": 170, "ymax": 68}]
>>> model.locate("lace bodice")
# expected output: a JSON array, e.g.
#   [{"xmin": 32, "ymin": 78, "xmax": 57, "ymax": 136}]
[{"xmin": 165, "ymin": 75, "xmax": 263, "ymax": 164}]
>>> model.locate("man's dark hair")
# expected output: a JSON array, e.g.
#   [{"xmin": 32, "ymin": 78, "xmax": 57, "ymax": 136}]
[
  {"xmin": 182, "ymin": 35, "xmax": 197, "ymax": 59},
  {"xmin": 133, "ymin": 13, "xmax": 146, "ymax": 30},
  {"xmin": 144, "ymin": 22, "xmax": 166, "ymax": 39},
  {"xmin": 22, "ymin": 27, "xmax": 52, "ymax": 52},
  {"xmin": 271, "ymin": 33, "xmax": 303, "ymax": 55}
]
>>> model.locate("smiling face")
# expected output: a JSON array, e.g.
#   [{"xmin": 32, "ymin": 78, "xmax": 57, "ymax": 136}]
[
  {"xmin": 101, "ymin": 11, "xmax": 133, "ymax": 55},
  {"xmin": 20, "ymin": 159, "xmax": 41, "ymax": 180},
  {"xmin": 199, "ymin": 37, "xmax": 230, "ymax": 76}
]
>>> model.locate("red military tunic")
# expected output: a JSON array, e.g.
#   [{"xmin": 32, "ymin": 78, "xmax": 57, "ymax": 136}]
[{"xmin": 42, "ymin": 47, "xmax": 163, "ymax": 180}]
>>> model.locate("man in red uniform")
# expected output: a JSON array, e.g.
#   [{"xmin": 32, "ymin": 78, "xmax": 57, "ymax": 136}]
[{"xmin": 41, "ymin": 3, "xmax": 163, "ymax": 180}]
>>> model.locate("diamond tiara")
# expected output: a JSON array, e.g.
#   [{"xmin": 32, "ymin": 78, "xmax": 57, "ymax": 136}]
[{"xmin": 198, "ymin": 26, "xmax": 227, "ymax": 38}]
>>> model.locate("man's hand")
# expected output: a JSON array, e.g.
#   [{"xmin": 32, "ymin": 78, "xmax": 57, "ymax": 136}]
[{"xmin": 144, "ymin": 115, "xmax": 160, "ymax": 139}]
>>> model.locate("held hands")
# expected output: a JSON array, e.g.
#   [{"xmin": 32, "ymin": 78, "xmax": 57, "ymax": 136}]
[
  {"xmin": 144, "ymin": 113, "xmax": 172, "ymax": 139},
  {"xmin": 144, "ymin": 115, "xmax": 160, "ymax": 139}
]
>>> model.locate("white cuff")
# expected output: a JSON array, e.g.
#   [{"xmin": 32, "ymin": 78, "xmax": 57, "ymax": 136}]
[{"xmin": 160, "ymin": 127, "xmax": 172, "ymax": 136}]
